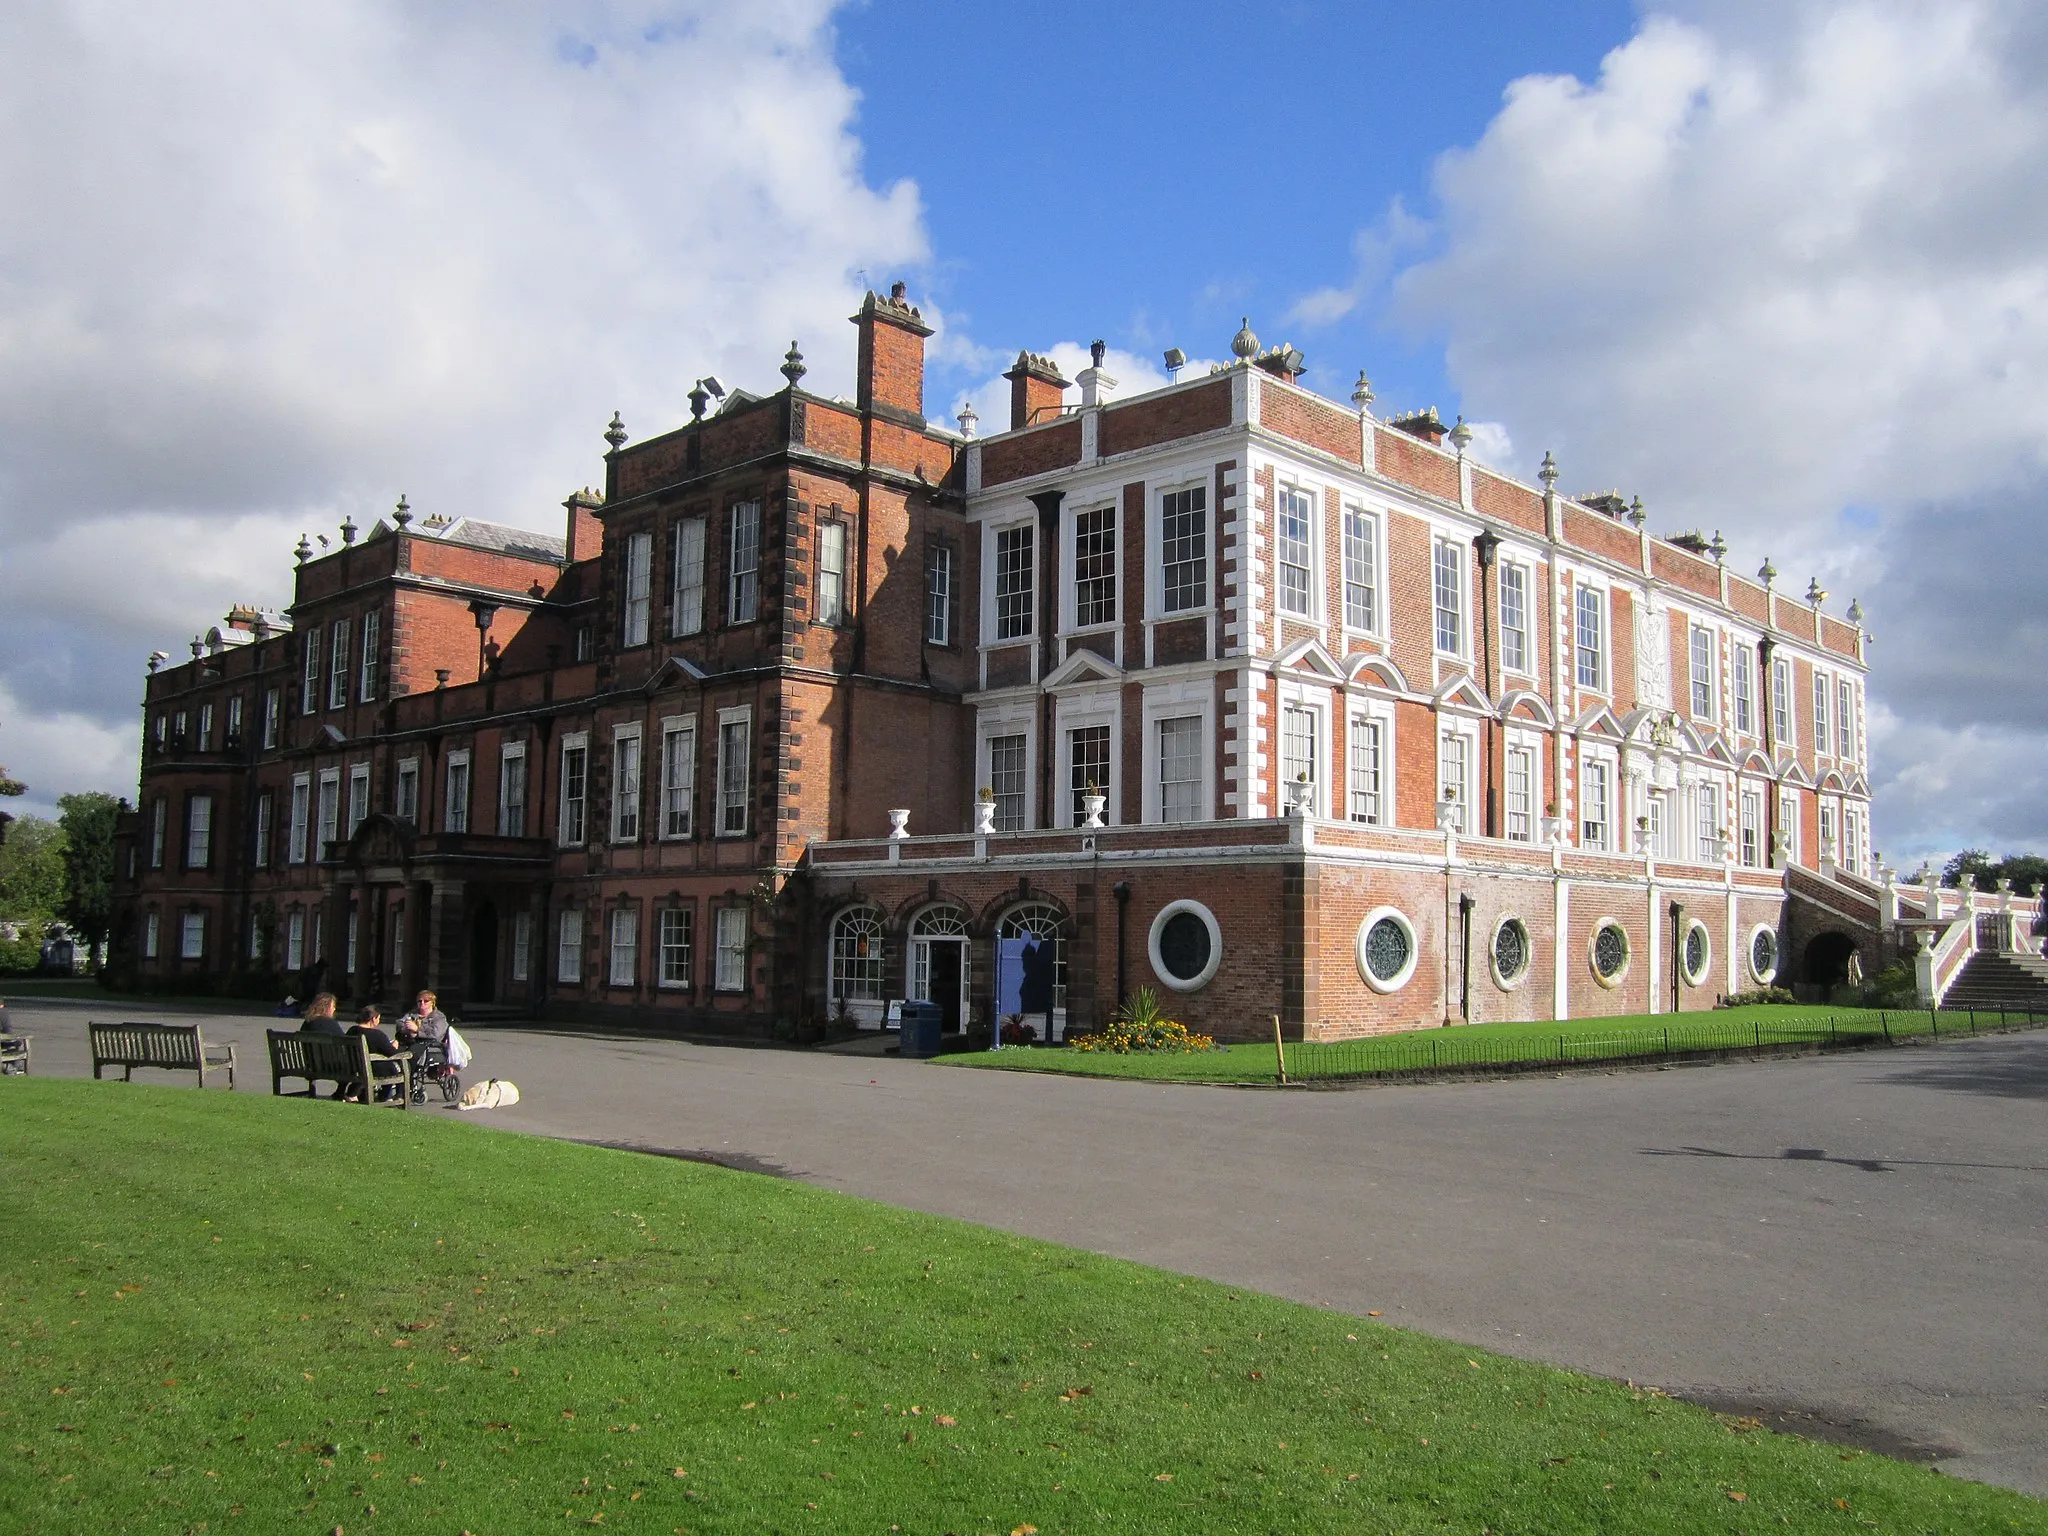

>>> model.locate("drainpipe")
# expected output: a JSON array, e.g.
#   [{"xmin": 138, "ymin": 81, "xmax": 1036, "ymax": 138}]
[
  {"xmin": 1758, "ymin": 636, "xmax": 1779, "ymax": 866},
  {"xmin": 1112, "ymin": 880, "xmax": 1130, "ymax": 1009},
  {"xmin": 1473, "ymin": 529, "xmax": 1501, "ymax": 837},
  {"xmin": 1670, "ymin": 898, "xmax": 1686, "ymax": 1013},
  {"xmin": 1028, "ymin": 489, "xmax": 1066, "ymax": 828},
  {"xmin": 1458, "ymin": 892, "xmax": 1476, "ymax": 1022}
]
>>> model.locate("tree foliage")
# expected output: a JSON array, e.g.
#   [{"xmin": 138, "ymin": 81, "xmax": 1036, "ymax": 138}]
[
  {"xmin": 1942, "ymin": 848, "xmax": 2048, "ymax": 895},
  {"xmin": 0, "ymin": 815, "xmax": 70, "ymax": 924},
  {"xmin": 58, "ymin": 791, "xmax": 122, "ymax": 952}
]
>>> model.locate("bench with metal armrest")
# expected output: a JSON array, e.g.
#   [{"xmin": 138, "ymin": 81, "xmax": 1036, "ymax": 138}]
[
  {"xmin": 88, "ymin": 1021, "xmax": 236, "ymax": 1088},
  {"xmin": 266, "ymin": 1030, "xmax": 410, "ymax": 1106}
]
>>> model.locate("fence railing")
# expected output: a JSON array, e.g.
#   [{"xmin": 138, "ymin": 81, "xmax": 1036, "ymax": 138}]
[{"xmin": 1279, "ymin": 1008, "xmax": 2041, "ymax": 1082}]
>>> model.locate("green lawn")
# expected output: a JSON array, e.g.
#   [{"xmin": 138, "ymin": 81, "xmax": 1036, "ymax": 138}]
[
  {"xmin": 2, "ymin": 1080, "xmax": 2042, "ymax": 1534},
  {"xmin": 946, "ymin": 1005, "xmax": 2043, "ymax": 1084}
]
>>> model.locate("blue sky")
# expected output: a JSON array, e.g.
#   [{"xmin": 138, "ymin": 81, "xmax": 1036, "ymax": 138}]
[{"xmin": 835, "ymin": 0, "xmax": 1635, "ymax": 422}]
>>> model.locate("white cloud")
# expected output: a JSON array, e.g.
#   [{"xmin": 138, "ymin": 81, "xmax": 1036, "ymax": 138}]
[
  {"xmin": 946, "ymin": 342, "xmax": 1225, "ymax": 439},
  {"xmin": 1378, "ymin": 0, "xmax": 2048, "ymax": 859},
  {"xmin": 0, "ymin": 0, "xmax": 927, "ymax": 786}
]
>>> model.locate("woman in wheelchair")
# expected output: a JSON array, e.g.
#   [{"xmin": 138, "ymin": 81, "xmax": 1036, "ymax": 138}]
[{"xmin": 396, "ymin": 989, "xmax": 463, "ymax": 1104}]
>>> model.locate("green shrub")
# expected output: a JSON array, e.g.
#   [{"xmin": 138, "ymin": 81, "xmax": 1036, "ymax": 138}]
[
  {"xmin": 1852, "ymin": 960, "xmax": 1919, "ymax": 1009},
  {"xmin": 0, "ymin": 926, "xmax": 50, "ymax": 976},
  {"xmin": 1069, "ymin": 986, "xmax": 1215, "ymax": 1054},
  {"xmin": 1717, "ymin": 985, "xmax": 1797, "ymax": 1007}
]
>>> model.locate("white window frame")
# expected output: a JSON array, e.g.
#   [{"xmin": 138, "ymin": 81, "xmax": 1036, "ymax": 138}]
[
  {"xmin": 288, "ymin": 774, "xmax": 311, "ymax": 864},
  {"xmin": 815, "ymin": 519, "xmax": 848, "ymax": 626},
  {"xmin": 498, "ymin": 743, "xmax": 527, "ymax": 837},
  {"xmin": 252, "ymin": 790, "xmax": 272, "ymax": 869},
  {"xmin": 143, "ymin": 909, "xmax": 161, "ymax": 960},
  {"xmin": 1341, "ymin": 504, "xmax": 1381, "ymax": 636},
  {"xmin": 262, "ymin": 687, "xmax": 280, "ymax": 750},
  {"xmin": 346, "ymin": 761, "xmax": 370, "ymax": 838},
  {"xmin": 1734, "ymin": 643, "xmax": 1756, "ymax": 736},
  {"xmin": 978, "ymin": 706, "xmax": 1036, "ymax": 833},
  {"xmin": 925, "ymin": 538, "xmax": 955, "ymax": 645},
  {"xmin": 608, "ymin": 907, "xmax": 639, "ymax": 988},
  {"xmin": 669, "ymin": 516, "xmax": 707, "ymax": 637},
  {"xmin": 1346, "ymin": 707, "xmax": 1392, "ymax": 826},
  {"xmin": 358, "ymin": 608, "xmax": 381, "ymax": 702},
  {"xmin": 1276, "ymin": 481, "xmax": 1316, "ymax": 620},
  {"xmin": 1498, "ymin": 559, "xmax": 1530, "ymax": 675},
  {"xmin": 511, "ymin": 911, "xmax": 532, "ymax": 983},
  {"xmin": 659, "ymin": 906, "xmax": 694, "ymax": 990},
  {"xmin": 180, "ymin": 912, "xmax": 205, "ymax": 961},
  {"xmin": 1433, "ymin": 537, "xmax": 1466, "ymax": 658},
  {"xmin": 1504, "ymin": 739, "xmax": 1535, "ymax": 842},
  {"xmin": 1573, "ymin": 582, "xmax": 1607, "ymax": 693},
  {"xmin": 149, "ymin": 798, "xmax": 166, "ymax": 869},
  {"xmin": 1581, "ymin": 754, "xmax": 1614, "ymax": 851},
  {"xmin": 301, "ymin": 627, "xmax": 321, "ymax": 714},
  {"xmin": 659, "ymin": 718, "xmax": 696, "ymax": 840},
  {"xmin": 1689, "ymin": 624, "xmax": 1716, "ymax": 722},
  {"xmin": 612, "ymin": 725, "xmax": 643, "ymax": 843},
  {"xmin": 727, "ymin": 500, "xmax": 761, "ymax": 625},
  {"xmin": 327, "ymin": 617, "xmax": 351, "ymax": 711},
  {"xmin": 556, "ymin": 908, "xmax": 583, "ymax": 984},
  {"xmin": 713, "ymin": 905, "xmax": 748, "ymax": 992},
  {"xmin": 557, "ymin": 733, "xmax": 588, "ymax": 847},
  {"xmin": 1739, "ymin": 786, "xmax": 1763, "ymax": 867},
  {"xmin": 395, "ymin": 757, "xmax": 420, "ymax": 825},
  {"xmin": 441, "ymin": 751, "xmax": 469, "ymax": 836},
  {"xmin": 316, "ymin": 768, "xmax": 342, "ymax": 854},
  {"xmin": 185, "ymin": 793, "xmax": 213, "ymax": 870},
  {"xmin": 1813, "ymin": 670, "xmax": 1831, "ymax": 756},
  {"xmin": 1140, "ymin": 679, "xmax": 1213, "ymax": 825},
  {"xmin": 226, "ymin": 694, "xmax": 243, "ymax": 745},
  {"xmin": 990, "ymin": 518, "xmax": 1035, "ymax": 642},
  {"xmin": 1275, "ymin": 678, "xmax": 1331, "ymax": 817},
  {"xmin": 197, "ymin": 702, "xmax": 214, "ymax": 752},
  {"xmin": 1437, "ymin": 721, "xmax": 1477, "ymax": 834},
  {"xmin": 1839, "ymin": 679, "xmax": 1857, "ymax": 762},
  {"xmin": 1070, "ymin": 502, "xmax": 1118, "ymax": 630},
  {"xmin": 285, "ymin": 908, "xmax": 304, "ymax": 972},
  {"xmin": 1055, "ymin": 688, "xmax": 1122, "ymax": 828},
  {"xmin": 1156, "ymin": 481, "xmax": 1209, "ymax": 617},
  {"xmin": 622, "ymin": 529, "xmax": 653, "ymax": 647},
  {"xmin": 1779, "ymin": 787, "xmax": 1801, "ymax": 862},
  {"xmin": 1772, "ymin": 655, "xmax": 1795, "ymax": 747},
  {"xmin": 715, "ymin": 707, "xmax": 752, "ymax": 837},
  {"xmin": 1695, "ymin": 779, "xmax": 1723, "ymax": 861}
]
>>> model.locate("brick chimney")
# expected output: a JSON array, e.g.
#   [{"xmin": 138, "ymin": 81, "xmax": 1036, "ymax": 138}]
[
  {"xmin": 851, "ymin": 281, "xmax": 933, "ymax": 421},
  {"xmin": 1003, "ymin": 351, "xmax": 1070, "ymax": 430},
  {"xmin": 564, "ymin": 488, "xmax": 604, "ymax": 564},
  {"xmin": 1389, "ymin": 407, "xmax": 1448, "ymax": 447}
]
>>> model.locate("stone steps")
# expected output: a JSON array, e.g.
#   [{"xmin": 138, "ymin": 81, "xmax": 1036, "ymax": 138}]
[{"xmin": 1942, "ymin": 952, "xmax": 2048, "ymax": 1014}]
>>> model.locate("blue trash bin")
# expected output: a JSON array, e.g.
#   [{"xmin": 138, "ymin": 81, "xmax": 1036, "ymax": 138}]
[{"xmin": 898, "ymin": 1001, "xmax": 943, "ymax": 1059}]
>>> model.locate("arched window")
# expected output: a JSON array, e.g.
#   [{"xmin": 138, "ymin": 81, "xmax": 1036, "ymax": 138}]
[
  {"xmin": 909, "ymin": 905, "xmax": 970, "ymax": 1007},
  {"xmin": 829, "ymin": 906, "xmax": 885, "ymax": 1004},
  {"xmin": 997, "ymin": 902, "xmax": 1067, "ymax": 1012}
]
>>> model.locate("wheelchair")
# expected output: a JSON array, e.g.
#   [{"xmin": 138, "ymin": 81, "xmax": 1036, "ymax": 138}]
[{"xmin": 407, "ymin": 1040, "xmax": 463, "ymax": 1104}]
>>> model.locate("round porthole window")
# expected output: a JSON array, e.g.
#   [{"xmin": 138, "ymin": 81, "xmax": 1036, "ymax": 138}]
[
  {"xmin": 1682, "ymin": 920, "xmax": 1711, "ymax": 987},
  {"xmin": 1749, "ymin": 925, "xmax": 1779, "ymax": 984},
  {"xmin": 1491, "ymin": 917, "xmax": 1531, "ymax": 990},
  {"xmin": 1355, "ymin": 906, "xmax": 1419, "ymax": 994},
  {"xmin": 1147, "ymin": 899, "xmax": 1222, "ymax": 992},
  {"xmin": 1590, "ymin": 920, "xmax": 1631, "ymax": 987}
]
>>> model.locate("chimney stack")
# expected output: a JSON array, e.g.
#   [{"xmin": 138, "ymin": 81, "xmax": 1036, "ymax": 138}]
[
  {"xmin": 851, "ymin": 280, "xmax": 933, "ymax": 421},
  {"xmin": 564, "ymin": 488, "xmax": 604, "ymax": 564},
  {"xmin": 1003, "ymin": 351, "xmax": 1070, "ymax": 430}
]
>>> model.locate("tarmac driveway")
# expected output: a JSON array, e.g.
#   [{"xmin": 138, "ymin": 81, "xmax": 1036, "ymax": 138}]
[{"xmin": 8, "ymin": 1000, "xmax": 2046, "ymax": 1496}]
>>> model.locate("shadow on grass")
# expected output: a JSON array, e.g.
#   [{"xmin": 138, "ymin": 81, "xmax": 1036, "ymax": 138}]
[{"xmin": 569, "ymin": 1136, "xmax": 805, "ymax": 1179}]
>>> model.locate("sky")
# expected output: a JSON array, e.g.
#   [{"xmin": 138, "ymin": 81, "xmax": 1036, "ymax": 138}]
[{"xmin": 1, "ymin": 0, "xmax": 2042, "ymax": 868}]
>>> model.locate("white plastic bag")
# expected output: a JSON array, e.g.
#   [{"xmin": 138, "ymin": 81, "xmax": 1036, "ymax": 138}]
[{"xmin": 444, "ymin": 1024, "xmax": 472, "ymax": 1070}]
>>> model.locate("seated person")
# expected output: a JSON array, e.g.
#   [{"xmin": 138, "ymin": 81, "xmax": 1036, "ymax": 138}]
[
  {"xmin": 395, "ymin": 989, "xmax": 449, "ymax": 1048},
  {"xmin": 346, "ymin": 1004, "xmax": 407, "ymax": 1102},
  {"xmin": 298, "ymin": 992, "xmax": 346, "ymax": 1036}
]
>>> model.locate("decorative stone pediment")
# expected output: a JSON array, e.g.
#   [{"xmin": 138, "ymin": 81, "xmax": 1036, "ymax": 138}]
[{"xmin": 1042, "ymin": 649, "xmax": 1123, "ymax": 689}]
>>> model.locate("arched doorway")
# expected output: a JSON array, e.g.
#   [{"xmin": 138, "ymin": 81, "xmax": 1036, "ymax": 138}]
[
  {"xmin": 1803, "ymin": 930, "xmax": 1858, "ymax": 989},
  {"xmin": 909, "ymin": 906, "xmax": 970, "ymax": 1034},
  {"xmin": 995, "ymin": 902, "xmax": 1068, "ymax": 1042},
  {"xmin": 469, "ymin": 899, "xmax": 499, "ymax": 1003}
]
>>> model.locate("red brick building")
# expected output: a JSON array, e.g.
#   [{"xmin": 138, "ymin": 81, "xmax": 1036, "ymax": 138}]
[{"xmin": 115, "ymin": 292, "xmax": 1888, "ymax": 1039}]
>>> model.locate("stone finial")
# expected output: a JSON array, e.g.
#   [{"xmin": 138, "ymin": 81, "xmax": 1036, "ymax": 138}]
[
  {"xmin": 1709, "ymin": 529, "xmax": 1727, "ymax": 564},
  {"xmin": 189, "ymin": 636, "xmax": 203, "ymax": 660},
  {"xmin": 1538, "ymin": 450, "xmax": 1559, "ymax": 489},
  {"xmin": 956, "ymin": 401, "xmax": 978, "ymax": 438},
  {"xmin": 1759, "ymin": 556, "xmax": 1778, "ymax": 587},
  {"xmin": 604, "ymin": 412, "xmax": 628, "ymax": 451},
  {"xmin": 434, "ymin": 668, "xmax": 451, "ymax": 689},
  {"xmin": 147, "ymin": 650, "xmax": 167, "ymax": 674},
  {"xmin": 1449, "ymin": 416, "xmax": 1474, "ymax": 455},
  {"xmin": 781, "ymin": 342, "xmax": 806, "ymax": 387},
  {"xmin": 1351, "ymin": 370, "xmax": 1374, "ymax": 411},
  {"xmin": 1848, "ymin": 597, "xmax": 1864, "ymax": 625},
  {"xmin": 1231, "ymin": 317, "xmax": 1259, "ymax": 360},
  {"xmin": 1627, "ymin": 495, "xmax": 1646, "ymax": 529},
  {"xmin": 295, "ymin": 534, "xmax": 312, "ymax": 563},
  {"xmin": 340, "ymin": 514, "xmax": 358, "ymax": 546},
  {"xmin": 393, "ymin": 494, "xmax": 412, "ymax": 529},
  {"xmin": 1806, "ymin": 576, "xmax": 1827, "ymax": 606}
]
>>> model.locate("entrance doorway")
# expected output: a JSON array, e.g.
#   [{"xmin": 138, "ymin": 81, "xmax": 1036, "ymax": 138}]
[
  {"xmin": 469, "ymin": 900, "xmax": 499, "ymax": 1004},
  {"xmin": 1803, "ymin": 930, "xmax": 1858, "ymax": 989}
]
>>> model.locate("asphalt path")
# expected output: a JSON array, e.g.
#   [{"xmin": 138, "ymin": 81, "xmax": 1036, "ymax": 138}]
[{"xmin": 7, "ymin": 999, "xmax": 2046, "ymax": 1496}]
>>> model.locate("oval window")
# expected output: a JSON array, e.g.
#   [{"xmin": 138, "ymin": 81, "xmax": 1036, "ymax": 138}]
[
  {"xmin": 1590, "ymin": 921, "xmax": 1630, "ymax": 986},
  {"xmin": 1682, "ymin": 920, "xmax": 1711, "ymax": 986},
  {"xmin": 1492, "ymin": 917, "xmax": 1531, "ymax": 988},
  {"xmin": 1147, "ymin": 900, "xmax": 1221, "ymax": 992},
  {"xmin": 1750, "ymin": 926, "xmax": 1779, "ymax": 984},
  {"xmin": 1355, "ymin": 907, "xmax": 1419, "ymax": 994}
]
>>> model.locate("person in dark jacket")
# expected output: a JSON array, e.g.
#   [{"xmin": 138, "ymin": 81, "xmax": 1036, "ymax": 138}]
[
  {"xmin": 298, "ymin": 993, "xmax": 345, "ymax": 1036},
  {"xmin": 346, "ymin": 1004, "xmax": 407, "ymax": 1102}
]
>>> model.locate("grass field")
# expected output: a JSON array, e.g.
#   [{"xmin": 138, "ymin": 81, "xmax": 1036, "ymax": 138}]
[
  {"xmin": 2, "ymin": 1080, "xmax": 2042, "ymax": 1533},
  {"xmin": 945, "ymin": 1004, "xmax": 2041, "ymax": 1085}
]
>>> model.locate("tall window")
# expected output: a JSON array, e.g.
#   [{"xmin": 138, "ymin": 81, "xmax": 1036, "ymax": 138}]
[
  {"xmin": 1690, "ymin": 625, "xmax": 1715, "ymax": 720},
  {"xmin": 829, "ymin": 907, "xmax": 885, "ymax": 1005},
  {"xmin": 253, "ymin": 790, "xmax": 273, "ymax": 869},
  {"xmin": 144, "ymin": 910, "xmax": 160, "ymax": 960},
  {"xmin": 1582, "ymin": 759, "xmax": 1611, "ymax": 850},
  {"xmin": 1439, "ymin": 733, "xmax": 1469, "ymax": 833},
  {"xmin": 556, "ymin": 909, "xmax": 583, "ymax": 984},
  {"xmin": 1771, "ymin": 656, "xmax": 1793, "ymax": 744},
  {"xmin": 989, "ymin": 734, "xmax": 1027, "ymax": 832},
  {"xmin": 347, "ymin": 763, "xmax": 370, "ymax": 837},
  {"xmin": 1068, "ymin": 724, "xmax": 1111, "ymax": 825},
  {"xmin": 149, "ymin": 799, "xmax": 166, "ymax": 869},
  {"xmin": 317, "ymin": 769, "xmax": 341, "ymax": 851},
  {"xmin": 1074, "ymin": 506, "xmax": 1117, "ymax": 627},
  {"xmin": 1819, "ymin": 800, "xmax": 1838, "ymax": 861},
  {"xmin": 185, "ymin": 794, "xmax": 213, "ymax": 869},
  {"xmin": 180, "ymin": 913, "xmax": 205, "ymax": 961},
  {"xmin": 1697, "ymin": 782, "xmax": 1722, "ymax": 859},
  {"xmin": 1779, "ymin": 788, "xmax": 1800, "ymax": 861},
  {"xmin": 1505, "ymin": 746, "xmax": 1533, "ymax": 841},
  {"xmin": 285, "ymin": 908, "xmax": 305, "ymax": 971},
  {"xmin": 395, "ymin": 759, "xmax": 420, "ymax": 825},
  {"xmin": 288, "ymin": 776, "xmax": 310, "ymax": 864},
  {"xmin": 1740, "ymin": 789, "xmax": 1762, "ymax": 867},
  {"xmin": 608, "ymin": 909, "xmax": 639, "ymax": 987},
  {"xmin": 1574, "ymin": 587, "xmax": 1605, "ymax": 690},
  {"xmin": 1433, "ymin": 539, "xmax": 1464, "ymax": 655},
  {"xmin": 442, "ymin": 754, "xmax": 469, "ymax": 836},
  {"xmin": 670, "ymin": 516, "xmax": 706, "ymax": 636},
  {"xmin": 1277, "ymin": 485, "xmax": 1313, "ymax": 617},
  {"xmin": 1157, "ymin": 716, "xmax": 1202, "ymax": 824},
  {"xmin": 661, "ymin": 721, "xmax": 695, "ymax": 839},
  {"xmin": 1499, "ymin": 562, "xmax": 1528, "ymax": 673},
  {"xmin": 816, "ymin": 521, "xmax": 847, "ymax": 625},
  {"xmin": 613, "ymin": 730, "xmax": 642, "ymax": 842},
  {"xmin": 925, "ymin": 541, "xmax": 954, "ymax": 644},
  {"xmin": 358, "ymin": 609, "xmax": 381, "ymax": 701},
  {"xmin": 226, "ymin": 694, "xmax": 243, "ymax": 745},
  {"xmin": 1342, "ymin": 506, "xmax": 1379, "ymax": 632},
  {"xmin": 1839, "ymin": 680, "xmax": 1856, "ymax": 760},
  {"xmin": 1843, "ymin": 806, "xmax": 1862, "ymax": 874},
  {"xmin": 197, "ymin": 703, "xmax": 214, "ymax": 752},
  {"xmin": 714, "ymin": 906, "xmax": 748, "ymax": 991},
  {"xmin": 717, "ymin": 715, "xmax": 750, "ymax": 835},
  {"xmin": 659, "ymin": 907, "xmax": 694, "ymax": 989},
  {"xmin": 301, "ymin": 627, "xmax": 321, "ymax": 714},
  {"xmin": 498, "ymin": 746, "xmax": 527, "ymax": 837},
  {"xmin": 345, "ymin": 909, "xmax": 359, "ymax": 976},
  {"xmin": 1348, "ymin": 718, "xmax": 1384, "ymax": 824},
  {"xmin": 727, "ymin": 500, "xmax": 761, "ymax": 624},
  {"xmin": 1161, "ymin": 487, "xmax": 1207, "ymax": 613},
  {"xmin": 994, "ymin": 525, "xmax": 1035, "ymax": 639},
  {"xmin": 558, "ymin": 739, "xmax": 587, "ymax": 846},
  {"xmin": 1734, "ymin": 645, "xmax": 1755, "ymax": 734},
  {"xmin": 1281, "ymin": 706, "xmax": 1318, "ymax": 807},
  {"xmin": 1812, "ymin": 673, "xmax": 1830, "ymax": 754},
  {"xmin": 327, "ymin": 618, "xmax": 351, "ymax": 710},
  {"xmin": 622, "ymin": 530, "xmax": 652, "ymax": 647},
  {"xmin": 262, "ymin": 687, "xmax": 280, "ymax": 749},
  {"xmin": 511, "ymin": 912, "xmax": 531, "ymax": 982}
]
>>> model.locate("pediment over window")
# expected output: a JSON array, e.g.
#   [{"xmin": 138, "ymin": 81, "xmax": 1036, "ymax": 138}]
[
  {"xmin": 1274, "ymin": 636, "xmax": 1344, "ymax": 681},
  {"xmin": 1737, "ymin": 747, "xmax": 1775, "ymax": 775},
  {"xmin": 645, "ymin": 654, "xmax": 711, "ymax": 695},
  {"xmin": 1845, "ymin": 772, "xmax": 1870, "ymax": 796},
  {"xmin": 1572, "ymin": 703, "xmax": 1625, "ymax": 740},
  {"xmin": 1496, "ymin": 688, "xmax": 1555, "ymax": 728},
  {"xmin": 1042, "ymin": 649, "xmax": 1123, "ymax": 689},
  {"xmin": 1700, "ymin": 733, "xmax": 1736, "ymax": 765},
  {"xmin": 1776, "ymin": 756, "xmax": 1813, "ymax": 788},
  {"xmin": 1432, "ymin": 673, "xmax": 1493, "ymax": 715},
  {"xmin": 1818, "ymin": 768, "xmax": 1847, "ymax": 792},
  {"xmin": 1344, "ymin": 652, "xmax": 1411, "ymax": 693},
  {"xmin": 319, "ymin": 723, "xmax": 347, "ymax": 746}
]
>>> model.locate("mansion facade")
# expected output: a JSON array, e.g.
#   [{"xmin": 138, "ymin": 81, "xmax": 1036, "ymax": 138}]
[{"xmin": 114, "ymin": 287, "xmax": 1895, "ymax": 1040}]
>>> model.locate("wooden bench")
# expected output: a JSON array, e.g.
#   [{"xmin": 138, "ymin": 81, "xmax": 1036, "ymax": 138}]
[
  {"xmin": 266, "ymin": 1030, "xmax": 410, "ymax": 1107},
  {"xmin": 0, "ymin": 1032, "xmax": 29, "ymax": 1075},
  {"xmin": 89, "ymin": 1021, "xmax": 237, "ymax": 1088}
]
